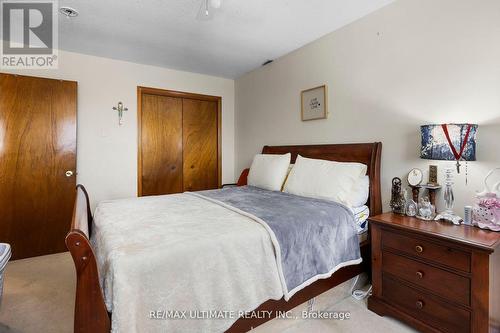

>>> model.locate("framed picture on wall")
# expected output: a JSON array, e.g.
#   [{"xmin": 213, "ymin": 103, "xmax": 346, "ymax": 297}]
[{"xmin": 301, "ymin": 85, "xmax": 327, "ymax": 121}]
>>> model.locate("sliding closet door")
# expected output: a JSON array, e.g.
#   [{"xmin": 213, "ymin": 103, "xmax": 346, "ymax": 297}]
[
  {"xmin": 182, "ymin": 99, "xmax": 219, "ymax": 191},
  {"xmin": 0, "ymin": 74, "xmax": 77, "ymax": 260},
  {"xmin": 138, "ymin": 87, "xmax": 221, "ymax": 196},
  {"xmin": 140, "ymin": 94, "xmax": 183, "ymax": 196}
]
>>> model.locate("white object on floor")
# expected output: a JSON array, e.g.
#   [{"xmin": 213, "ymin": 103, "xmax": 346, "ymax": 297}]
[
  {"xmin": 350, "ymin": 273, "xmax": 372, "ymax": 300},
  {"xmin": 306, "ymin": 297, "xmax": 316, "ymax": 312}
]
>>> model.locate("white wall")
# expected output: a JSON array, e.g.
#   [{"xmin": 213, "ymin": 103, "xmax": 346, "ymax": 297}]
[
  {"xmin": 4, "ymin": 50, "xmax": 235, "ymax": 207},
  {"xmin": 235, "ymin": 0, "xmax": 500, "ymax": 213}
]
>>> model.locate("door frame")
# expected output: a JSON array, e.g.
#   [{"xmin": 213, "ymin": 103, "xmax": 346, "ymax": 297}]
[{"xmin": 137, "ymin": 86, "xmax": 222, "ymax": 196}]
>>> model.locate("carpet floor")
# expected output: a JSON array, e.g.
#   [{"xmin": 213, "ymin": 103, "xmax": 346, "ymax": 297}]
[{"xmin": 0, "ymin": 252, "xmax": 416, "ymax": 333}]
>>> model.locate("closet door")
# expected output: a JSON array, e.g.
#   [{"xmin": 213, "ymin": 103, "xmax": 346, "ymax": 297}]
[
  {"xmin": 182, "ymin": 99, "xmax": 219, "ymax": 191},
  {"xmin": 140, "ymin": 94, "xmax": 183, "ymax": 196},
  {"xmin": 138, "ymin": 87, "xmax": 221, "ymax": 196},
  {"xmin": 0, "ymin": 74, "xmax": 77, "ymax": 260}
]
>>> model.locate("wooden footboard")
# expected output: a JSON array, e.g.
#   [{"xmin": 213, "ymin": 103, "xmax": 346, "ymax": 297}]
[{"xmin": 65, "ymin": 185, "xmax": 110, "ymax": 333}]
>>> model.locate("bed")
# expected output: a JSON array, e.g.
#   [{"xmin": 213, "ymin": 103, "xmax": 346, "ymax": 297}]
[{"xmin": 66, "ymin": 142, "xmax": 382, "ymax": 333}]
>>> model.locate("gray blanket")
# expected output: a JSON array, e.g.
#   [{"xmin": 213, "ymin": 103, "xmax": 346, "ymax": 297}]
[{"xmin": 191, "ymin": 186, "xmax": 361, "ymax": 299}]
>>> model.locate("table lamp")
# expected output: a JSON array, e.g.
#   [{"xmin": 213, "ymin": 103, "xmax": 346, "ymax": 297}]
[{"xmin": 420, "ymin": 124, "xmax": 478, "ymax": 224}]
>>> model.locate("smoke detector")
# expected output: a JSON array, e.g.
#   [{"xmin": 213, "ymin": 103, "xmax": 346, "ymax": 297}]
[{"xmin": 59, "ymin": 7, "xmax": 79, "ymax": 18}]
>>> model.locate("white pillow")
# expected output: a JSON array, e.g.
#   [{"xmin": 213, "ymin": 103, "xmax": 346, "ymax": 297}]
[
  {"xmin": 350, "ymin": 176, "xmax": 370, "ymax": 207},
  {"xmin": 248, "ymin": 153, "xmax": 291, "ymax": 191},
  {"xmin": 283, "ymin": 155, "xmax": 367, "ymax": 207}
]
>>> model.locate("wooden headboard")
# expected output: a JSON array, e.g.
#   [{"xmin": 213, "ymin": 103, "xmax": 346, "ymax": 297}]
[{"xmin": 240, "ymin": 143, "xmax": 382, "ymax": 215}]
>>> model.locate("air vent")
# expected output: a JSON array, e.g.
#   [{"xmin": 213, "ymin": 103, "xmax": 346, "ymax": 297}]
[{"xmin": 59, "ymin": 7, "xmax": 79, "ymax": 17}]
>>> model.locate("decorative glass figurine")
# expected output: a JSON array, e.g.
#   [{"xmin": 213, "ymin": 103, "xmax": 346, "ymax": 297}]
[
  {"xmin": 390, "ymin": 177, "xmax": 406, "ymax": 215},
  {"xmin": 406, "ymin": 199, "xmax": 418, "ymax": 217},
  {"xmin": 417, "ymin": 197, "xmax": 435, "ymax": 221}
]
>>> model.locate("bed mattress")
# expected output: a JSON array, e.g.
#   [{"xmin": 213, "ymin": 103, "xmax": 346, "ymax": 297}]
[{"xmin": 92, "ymin": 190, "xmax": 364, "ymax": 333}]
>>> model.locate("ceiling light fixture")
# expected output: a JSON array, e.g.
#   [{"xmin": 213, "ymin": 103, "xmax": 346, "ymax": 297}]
[
  {"xmin": 59, "ymin": 7, "xmax": 79, "ymax": 18},
  {"xmin": 204, "ymin": 0, "xmax": 222, "ymax": 16}
]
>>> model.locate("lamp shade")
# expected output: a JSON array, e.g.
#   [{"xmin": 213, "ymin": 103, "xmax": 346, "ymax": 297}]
[{"xmin": 420, "ymin": 124, "xmax": 477, "ymax": 161}]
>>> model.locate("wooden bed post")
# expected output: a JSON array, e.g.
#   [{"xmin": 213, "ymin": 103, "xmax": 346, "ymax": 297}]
[
  {"xmin": 66, "ymin": 185, "xmax": 110, "ymax": 333},
  {"xmin": 369, "ymin": 142, "xmax": 383, "ymax": 215}
]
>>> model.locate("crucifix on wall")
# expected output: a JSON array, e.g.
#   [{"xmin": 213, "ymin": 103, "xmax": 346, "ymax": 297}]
[{"xmin": 112, "ymin": 102, "xmax": 128, "ymax": 126}]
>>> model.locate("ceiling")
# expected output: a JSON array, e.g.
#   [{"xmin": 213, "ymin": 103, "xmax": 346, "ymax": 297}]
[{"xmin": 58, "ymin": 0, "xmax": 394, "ymax": 78}]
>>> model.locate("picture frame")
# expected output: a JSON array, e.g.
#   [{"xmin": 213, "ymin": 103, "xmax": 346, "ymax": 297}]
[{"xmin": 301, "ymin": 85, "xmax": 327, "ymax": 121}]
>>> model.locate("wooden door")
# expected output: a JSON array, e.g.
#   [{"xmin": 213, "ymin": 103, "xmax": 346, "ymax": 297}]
[
  {"xmin": 0, "ymin": 74, "xmax": 77, "ymax": 260},
  {"xmin": 139, "ymin": 94, "xmax": 183, "ymax": 196},
  {"xmin": 138, "ymin": 87, "xmax": 221, "ymax": 196},
  {"xmin": 182, "ymin": 99, "xmax": 218, "ymax": 191}
]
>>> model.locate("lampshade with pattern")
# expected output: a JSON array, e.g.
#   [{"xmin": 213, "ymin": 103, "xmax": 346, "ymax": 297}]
[{"xmin": 420, "ymin": 124, "xmax": 477, "ymax": 173}]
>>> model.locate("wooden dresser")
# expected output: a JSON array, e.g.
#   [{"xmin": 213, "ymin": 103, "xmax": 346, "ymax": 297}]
[{"xmin": 368, "ymin": 213, "xmax": 500, "ymax": 333}]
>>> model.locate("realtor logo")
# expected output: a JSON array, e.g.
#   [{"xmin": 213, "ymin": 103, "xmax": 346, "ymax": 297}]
[{"xmin": 1, "ymin": 0, "xmax": 58, "ymax": 68}]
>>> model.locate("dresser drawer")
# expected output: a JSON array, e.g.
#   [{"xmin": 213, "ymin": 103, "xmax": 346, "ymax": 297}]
[
  {"xmin": 383, "ymin": 276, "xmax": 470, "ymax": 333},
  {"xmin": 381, "ymin": 230, "xmax": 471, "ymax": 272},
  {"xmin": 382, "ymin": 251, "xmax": 470, "ymax": 305}
]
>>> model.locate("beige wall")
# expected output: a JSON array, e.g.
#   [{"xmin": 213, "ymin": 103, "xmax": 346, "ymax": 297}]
[
  {"xmin": 235, "ymin": 0, "xmax": 500, "ymax": 213},
  {"xmin": 4, "ymin": 50, "xmax": 235, "ymax": 207}
]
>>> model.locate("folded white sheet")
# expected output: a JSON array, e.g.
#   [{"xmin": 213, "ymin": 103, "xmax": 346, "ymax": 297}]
[{"xmin": 351, "ymin": 205, "xmax": 369, "ymax": 234}]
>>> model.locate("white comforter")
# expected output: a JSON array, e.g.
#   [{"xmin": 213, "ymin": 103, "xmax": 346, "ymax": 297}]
[{"xmin": 92, "ymin": 193, "xmax": 283, "ymax": 333}]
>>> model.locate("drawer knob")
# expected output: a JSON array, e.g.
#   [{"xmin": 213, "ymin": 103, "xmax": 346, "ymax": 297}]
[
  {"xmin": 416, "ymin": 271, "xmax": 424, "ymax": 279},
  {"xmin": 416, "ymin": 300, "xmax": 424, "ymax": 309},
  {"xmin": 415, "ymin": 245, "xmax": 424, "ymax": 253}
]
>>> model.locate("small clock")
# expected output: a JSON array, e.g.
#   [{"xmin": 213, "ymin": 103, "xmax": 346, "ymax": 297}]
[{"xmin": 408, "ymin": 168, "xmax": 423, "ymax": 187}]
